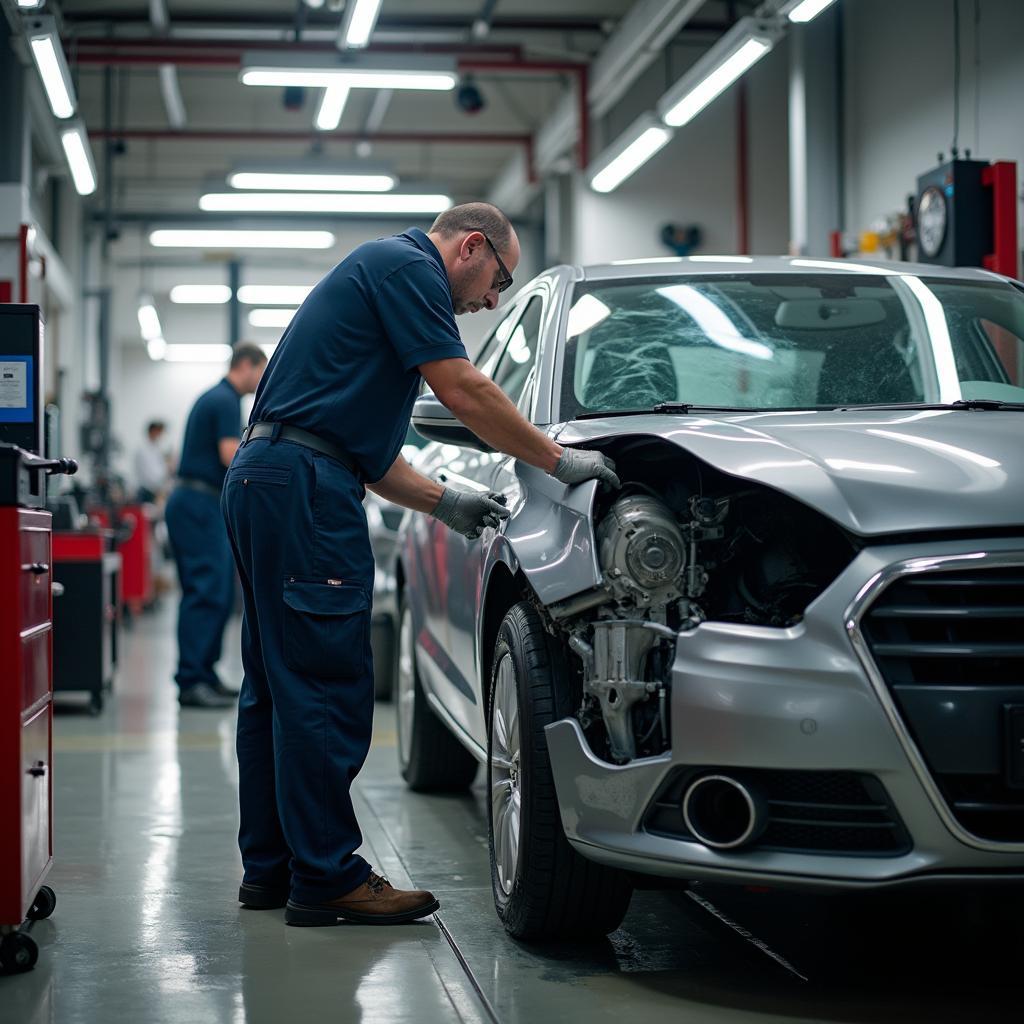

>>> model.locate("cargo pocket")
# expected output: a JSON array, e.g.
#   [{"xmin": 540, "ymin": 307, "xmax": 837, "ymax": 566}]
[{"xmin": 282, "ymin": 578, "xmax": 369, "ymax": 679}]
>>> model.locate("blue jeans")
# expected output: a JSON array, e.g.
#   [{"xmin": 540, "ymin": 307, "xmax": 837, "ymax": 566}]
[
  {"xmin": 165, "ymin": 485, "xmax": 235, "ymax": 692},
  {"xmin": 221, "ymin": 437, "xmax": 374, "ymax": 903}
]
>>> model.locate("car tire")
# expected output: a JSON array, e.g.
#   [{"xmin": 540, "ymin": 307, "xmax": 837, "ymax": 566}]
[
  {"xmin": 371, "ymin": 619, "xmax": 395, "ymax": 701},
  {"xmin": 395, "ymin": 591, "xmax": 478, "ymax": 792},
  {"xmin": 488, "ymin": 601, "xmax": 633, "ymax": 940}
]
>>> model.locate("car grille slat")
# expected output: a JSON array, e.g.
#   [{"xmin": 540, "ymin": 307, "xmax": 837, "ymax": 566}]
[
  {"xmin": 644, "ymin": 769, "xmax": 910, "ymax": 856},
  {"xmin": 861, "ymin": 562, "xmax": 1024, "ymax": 843},
  {"xmin": 872, "ymin": 605, "xmax": 1024, "ymax": 619}
]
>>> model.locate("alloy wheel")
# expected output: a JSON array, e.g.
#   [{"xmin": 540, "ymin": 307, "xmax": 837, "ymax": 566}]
[
  {"xmin": 397, "ymin": 605, "xmax": 416, "ymax": 767},
  {"xmin": 490, "ymin": 652, "xmax": 522, "ymax": 896}
]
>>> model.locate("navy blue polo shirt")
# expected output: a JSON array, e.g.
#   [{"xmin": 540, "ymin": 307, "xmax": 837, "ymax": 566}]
[
  {"xmin": 249, "ymin": 227, "xmax": 468, "ymax": 482},
  {"xmin": 177, "ymin": 377, "xmax": 243, "ymax": 489}
]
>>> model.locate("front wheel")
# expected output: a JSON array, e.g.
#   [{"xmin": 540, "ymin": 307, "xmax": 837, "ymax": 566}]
[{"xmin": 488, "ymin": 601, "xmax": 633, "ymax": 940}]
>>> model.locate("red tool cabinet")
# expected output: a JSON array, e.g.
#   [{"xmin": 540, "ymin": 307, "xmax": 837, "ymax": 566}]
[{"xmin": 0, "ymin": 507, "xmax": 56, "ymax": 973}]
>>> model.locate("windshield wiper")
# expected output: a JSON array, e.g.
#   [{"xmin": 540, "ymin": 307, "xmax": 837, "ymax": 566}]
[
  {"xmin": 574, "ymin": 403, "xmax": 754, "ymax": 420},
  {"xmin": 836, "ymin": 400, "xmax": 1024, "ymax": 411}
]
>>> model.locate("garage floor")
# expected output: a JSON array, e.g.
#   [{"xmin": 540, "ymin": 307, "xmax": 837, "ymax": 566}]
[{"xmin": 4, "ymin": 605, "xmax": 1023, "ymax": 1023}]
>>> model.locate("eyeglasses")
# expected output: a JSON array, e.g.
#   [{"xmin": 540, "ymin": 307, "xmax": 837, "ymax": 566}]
[{"xmin": 475, "ymin": 230, "xmax": 514, "ymax": 294}]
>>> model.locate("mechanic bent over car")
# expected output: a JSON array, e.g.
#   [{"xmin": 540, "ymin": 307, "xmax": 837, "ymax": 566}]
[{"xmin": 222, "ymin": 202, "xmax": 619, "ymax": 926}]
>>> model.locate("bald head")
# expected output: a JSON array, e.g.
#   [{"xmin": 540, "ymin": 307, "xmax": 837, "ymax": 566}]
[{"xmin": 428, "ymin": 202, "xmax": 520, "ymax": 314}]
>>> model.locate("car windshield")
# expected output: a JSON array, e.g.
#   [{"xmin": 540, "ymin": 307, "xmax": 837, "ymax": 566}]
[{"xmin": 558, "ymin": 273, "xmax": 1024, "ymax": 417}]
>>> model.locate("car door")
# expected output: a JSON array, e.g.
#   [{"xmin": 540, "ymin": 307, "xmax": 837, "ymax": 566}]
[
  {"xmin": 410, "ymin": 301, "xmax": 529, "ymax": 746},
  {"xmin": 440, "ymin": 294, "xmax": 548, "ymax": 746}
]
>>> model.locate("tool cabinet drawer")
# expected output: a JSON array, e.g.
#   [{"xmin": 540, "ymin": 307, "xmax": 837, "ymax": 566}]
[
  {"xmin": 21, "ymin": 705, "xmax": 52, "ymax": 916},
  {"xmin": 21, "ymin": 627, "xmax": 51, "ymax": 710}
]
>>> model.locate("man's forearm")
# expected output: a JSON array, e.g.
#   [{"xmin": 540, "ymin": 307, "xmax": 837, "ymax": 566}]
[
  {"xmin": 447, "ymin": 374, "xmax": 561, "ymax": 472},
  {"xmin": 366, "ymin": 456, "xmax": 444, "ymax": 513}
]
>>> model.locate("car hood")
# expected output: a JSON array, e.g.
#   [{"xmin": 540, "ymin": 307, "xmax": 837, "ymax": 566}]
[{"xmin": 556, "ymin": 408, "xmax": 1024, "ymax": 536}]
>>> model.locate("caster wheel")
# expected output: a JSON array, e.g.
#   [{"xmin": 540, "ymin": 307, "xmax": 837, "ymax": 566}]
[
  {"xmin": 0, "ymin": 932, "xmax": 38, "ymax": 974},
  {"xmin": 28, "ymin": 886, "xmax": 56, "ymax": 921}
]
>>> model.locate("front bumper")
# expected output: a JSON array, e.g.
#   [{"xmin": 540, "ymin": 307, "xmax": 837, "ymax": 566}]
[{"xmin": 545, "ymin": 537, "xmax": 1024, "ymax": 889}]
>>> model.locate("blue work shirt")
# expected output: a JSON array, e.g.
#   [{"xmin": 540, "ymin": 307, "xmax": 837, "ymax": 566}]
[
  {"xmin": 177, "ymin": 377, "xmax": 243, "ymax": 489},
  {"xmin": 249, "ymin": 227, "xmax": 468, "ymax": 482}
]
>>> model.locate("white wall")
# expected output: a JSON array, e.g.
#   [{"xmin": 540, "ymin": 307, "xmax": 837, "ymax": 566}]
[
  {"xmin": 572, "ymin": 36, "xmax": 791, "ymax": 264},
  {"xmin": 844, "ymin": 0, "xmax": 1024, "ymax": 249}
]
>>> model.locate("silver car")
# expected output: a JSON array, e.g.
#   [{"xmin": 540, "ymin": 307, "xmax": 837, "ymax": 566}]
[{"xmin": 394, "ymin": 256, "xmax": 1024, "ymax": 940}]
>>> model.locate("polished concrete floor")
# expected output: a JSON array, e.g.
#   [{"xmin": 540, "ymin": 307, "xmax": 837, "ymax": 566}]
[{"xmin": 3, "ymin": 602, "xmax": 1023, "ymax": 1023}]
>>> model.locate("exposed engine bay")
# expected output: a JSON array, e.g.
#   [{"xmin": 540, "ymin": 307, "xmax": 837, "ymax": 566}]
[{"xmin": 546, "ymin": 439, "xmax": 855, "ymax": 766}]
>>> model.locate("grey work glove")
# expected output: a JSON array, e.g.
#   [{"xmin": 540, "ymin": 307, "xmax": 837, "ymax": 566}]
[
  {"xmin": 551, "ymin": 448, "xmax": 621, "ymax": 489},
  {"xmin": 431, "ymin": 488, "xmax": 510, "ymax": 540}
]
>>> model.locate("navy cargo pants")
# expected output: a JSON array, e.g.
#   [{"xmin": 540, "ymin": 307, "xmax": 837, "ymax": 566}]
[
  {"xmin": 165, "ymin": 486, "xmax": 236, "ymax": 693},
  {"xmin": 221, "ymin": 435, "xmax": 375, "ymax": 903}
]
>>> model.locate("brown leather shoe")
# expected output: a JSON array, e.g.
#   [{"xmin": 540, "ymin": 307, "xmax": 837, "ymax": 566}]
[{"xmin": 284, "ymin": 871, "xmax": 440, "ymax": 926}]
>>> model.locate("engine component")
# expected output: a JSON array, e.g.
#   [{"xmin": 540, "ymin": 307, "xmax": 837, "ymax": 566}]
[
  {"xmin": 596, "ymin": 494, "xmax": 686, "ymax": 611},
  {"xmin": 569, "ymin": 620, "xmax": 674, "ymax": 764}
]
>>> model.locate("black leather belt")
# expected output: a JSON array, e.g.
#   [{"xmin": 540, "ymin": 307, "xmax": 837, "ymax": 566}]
[
  {"xmin": 242, "ymin": 421, "xmax": 359, "ymax": 477},
  {"xmin": 177, "ymin": 477, "xmax": 222, "ymax": 498}
]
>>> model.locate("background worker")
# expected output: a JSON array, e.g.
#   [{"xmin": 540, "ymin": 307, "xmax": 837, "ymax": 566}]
[
  {"xmin": 166, "ymin": 342, "xmax": 267, "ymax": 709},
  {"xmin": 134, "ymin": 419, "xmax": 172, "ymax": 503},
  {"xmin": 223, "ymin": 203, "xmax": 617, "ymax": 926}
]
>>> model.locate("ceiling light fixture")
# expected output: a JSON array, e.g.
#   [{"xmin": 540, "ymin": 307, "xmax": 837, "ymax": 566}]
[
  {"xmin": 147, "ymin": 337, "xmax": 167, "ymax": 361},
  {"xmin": 17, "ymin": 0, "xmax": 47, "ymax": 8},
  {"xmin": 169, "ymin": 285, "xmax": 232, "ymax": 304},
  {"xmin": 149, "ymin": 229, "xmax": 335, "ymax": 249},
  {"xmin": 588, "ymin": 113, "xmax": 673, "ymax": 194},
  {"xmin": 237, "ymin": 285, "xmax": 313, "ymax": 305},
  {"xmin": 248, "ymin": 308, "xmax": 298, "ymax": 329},
  {"xmin": 339, "ymin": 0, "xmax": 383, "ymax": 49},
  {"xmin": 780, "ymin": 0, "xmax": 839, "ymax": 23},
  {"xmin": 163, "ymin": 344, "xmax": 233, "ymax": 363},
  {"xmin": 315, "ymin": 84, "xmax": 351, "ymax": 130},
  {"xmin": 60, "ymin": 123, "xmax": 97, "ymax": 196},
  {"xmin": 199, "ymin": 192, "xmax": 452, "ymax": 215},
  {"xmin": 137, "ymin": 297, "xmax": 163, "ymax": 341},
  {"xmin": 658, "ymin": 17, "xmax": 782, "ymax": 129},
  {"xmin": 228, "ymin": 169, "xmax": 396, "ymax": 192},
  {"xmin": 27, "ymin": 17, "xmax": 77, "ymax": 119},
  {"xmin": 240, "ymin": 53, "xmax": 458, "ymax": 92}
]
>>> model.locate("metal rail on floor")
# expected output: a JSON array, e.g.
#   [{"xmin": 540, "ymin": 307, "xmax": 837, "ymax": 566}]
[{"xmin": 433, "ymin": 912, "xmax": 502, "ymax": 1024}]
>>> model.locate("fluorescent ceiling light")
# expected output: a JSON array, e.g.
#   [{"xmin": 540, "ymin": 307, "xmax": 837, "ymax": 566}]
[
  {"xmin": 147, "ymin": 337, "xmax": 167, "ymax": 361},
  {"xmin": 566, "ymin": 294, "xmax": 612, "ymax": 339},
  {"xmin": 249, "ymin": 308, "xmax": 298, "ymax": 329},
  {"xmin": 588, "ymin": 114, "xmax": 672, "ymax": 194},
  {"xmin": 229, "ymin": 170, "xmax": 396, "ymax": 192},
  {"xmin": 170, "ymin": 285, "xmax": 232, "ymax": 304},
  {"xmin": 60, "ymin": 124, "xmax": 97, "ymax": 196},
  {"xmin": 340, "ymin": 0, "xmax": 383, "ymax": 49},
  {"xmin": 18, "ymin": 0, "xmax": 47, "ymax": 8},
  {"xmin": 315, "ymin": 84, "xmax": 350, "ymax": 130},
  {"xmin": 658, "ymin": 284, "xmax": 773, "ymax": 360},
  {"xmin": 658, "ymin": 18, "xmax": 781, "ymax": 129},
  {"xmin": 28, "ymin": 18, "xmax": 76, "ymax": 119},
  {"xmin": 238, "ymin": 285, "xmax": 313, "ymax": 305},
  {"xmin": 137, "ymin": 298, "xmax": 163, "ymax": 341},
  {"xmin": 240, "ymin": 52, "xmax": 457, "ymax": 92},
  {"xmin": 163, "ymin": 344, "xmax": 233, "ymax": 363},
  {"xmin": 782, "ymin": 0, "xmax": 839, "ymax": 23},
  {"xmin": 149, "ymin": 229, "xmax": 335, "ymax": 249},
  {"xmin": 242, "ymin": 69, "xmax": 457, "ymax": 91},
  {"xmin": 200, "ymin": 192, "xmax": 451, "ymax": 214}
]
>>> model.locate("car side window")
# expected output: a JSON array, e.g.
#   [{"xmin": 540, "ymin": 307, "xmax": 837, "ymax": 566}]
[
  {"xmin": 474, "ymin": 304, "xmax": 522, "ymax": 378},
  {"xmin": 491, "ymin": 297, "xmax": 543, "ymax": 407}
]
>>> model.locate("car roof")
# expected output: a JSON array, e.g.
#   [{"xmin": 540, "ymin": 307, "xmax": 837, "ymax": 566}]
[{"xmin": 567, "ymin": 255, "xmax": 1010, "ymax": 284}]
